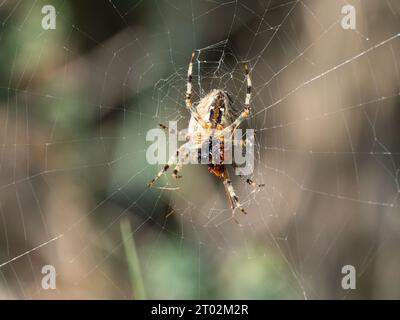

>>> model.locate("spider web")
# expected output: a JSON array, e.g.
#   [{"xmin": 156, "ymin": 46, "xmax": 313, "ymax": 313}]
[{"xmin": 0, "ymin": 0, "xmax": 400, "ymax": 299}]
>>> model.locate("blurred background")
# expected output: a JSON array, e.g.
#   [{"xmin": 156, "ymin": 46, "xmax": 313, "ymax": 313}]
[{"xmin": 0, "ymin": 0, "xmax": 399, "ymax": 299}]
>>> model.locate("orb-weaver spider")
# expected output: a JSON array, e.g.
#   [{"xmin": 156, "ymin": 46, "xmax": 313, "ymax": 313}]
[{"xmin": 148, "ymin": 51, "xmax": 263, "ymax": 218}]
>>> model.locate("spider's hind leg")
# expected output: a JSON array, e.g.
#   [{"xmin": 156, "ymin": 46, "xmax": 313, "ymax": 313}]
[
  {"xmin": 222, "ymin": 167, "xmax": 247, "ymax": 219},
  {"xmin": 232, "ymin": 161, "xmax": 265, "ymax": 188},
  {"xmin": 147, "ymin": 143, "xmax": 188, "ymax": 187},
  {"xmin": 244, "ymin": 178, "xmax": 265, "ymax": 188},
  {"xmin": 172, "ymin": 149, "xmax": 190, "ymax": 179},
  {"xmin": 158, "ymin": 123, "xmax": 169, "ymax": 131}
]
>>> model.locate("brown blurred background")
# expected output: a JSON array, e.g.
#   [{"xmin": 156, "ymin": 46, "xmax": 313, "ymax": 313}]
[{"xmin": 0, "ymin": 0, "xmax": 399, "ymax": 299}]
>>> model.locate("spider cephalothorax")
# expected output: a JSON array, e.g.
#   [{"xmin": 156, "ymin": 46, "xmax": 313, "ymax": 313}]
[{"xmin": 148, "ymin": 51, "xmax": 263, "ymax": 219}]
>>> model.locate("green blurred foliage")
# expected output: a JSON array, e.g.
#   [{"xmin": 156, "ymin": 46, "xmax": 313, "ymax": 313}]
[
  {"xmin": 216, "ymin": 247, "xmax": 298, "ymax": 299},
  {"xmin": 142, "ymin": 240, "xmax": 199, "ymax": 299}
]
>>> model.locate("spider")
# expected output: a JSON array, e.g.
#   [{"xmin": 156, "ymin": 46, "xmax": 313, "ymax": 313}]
[{"xmin": 148, "ymin": 51, "xmax": 263, "ymax": 218}]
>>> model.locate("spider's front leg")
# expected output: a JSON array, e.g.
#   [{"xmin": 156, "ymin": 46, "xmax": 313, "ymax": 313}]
[
  {"xmin": 224, "ymin": 63, "xmax": 252, "ymax": 134},
  {"xmin": 185, "ymin": 50, "xmax": 211, "ymax": 130},
  {"xmin": 147, "ymin": 143, "xmax": 188, "ymax": 187}
]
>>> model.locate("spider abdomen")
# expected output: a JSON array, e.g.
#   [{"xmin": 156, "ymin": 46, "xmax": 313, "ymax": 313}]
[{"xmin": 208, "ymin": 164, "xmax": 225, "ymax": 177}]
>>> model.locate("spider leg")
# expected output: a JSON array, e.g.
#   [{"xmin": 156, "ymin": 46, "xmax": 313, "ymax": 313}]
[
  {"xmin": 159, "ymin": 123, "xmax": 189, "ymax": 144},
  {"xmin": 232, "ymin": 161, "xmax": 265, "ymax": 188},
  {"xmin": 159, "ymin": 123, "xmax": 185, "ymax": 138},
  {"xmin": 172, "ymin": 149, "xmax": 190, "ymax": 179},
  {"xmin": 185, "ymin": 50, "xmax": 210, "ymax": 130},
  {"xmin": 185, "ymin": 51, "xmax": 195, "ymax": 110},
  {"xmin": 223, "ymin": 63, "xmax": 252, "ymax": 134},
  {"xmin": 244, "ymin": 178, "xmax": 265, "ymax": 188},
  {"xmin": 222, "ymin": 167, "xmax": 247, "ymax": 217},
  {"xmin": 158, "ymin": 123, "xmax": 168, "ymax": 131},
  {"xmin": 147, "ymin": 143, "xmax": 188, "ymax": 187}
]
